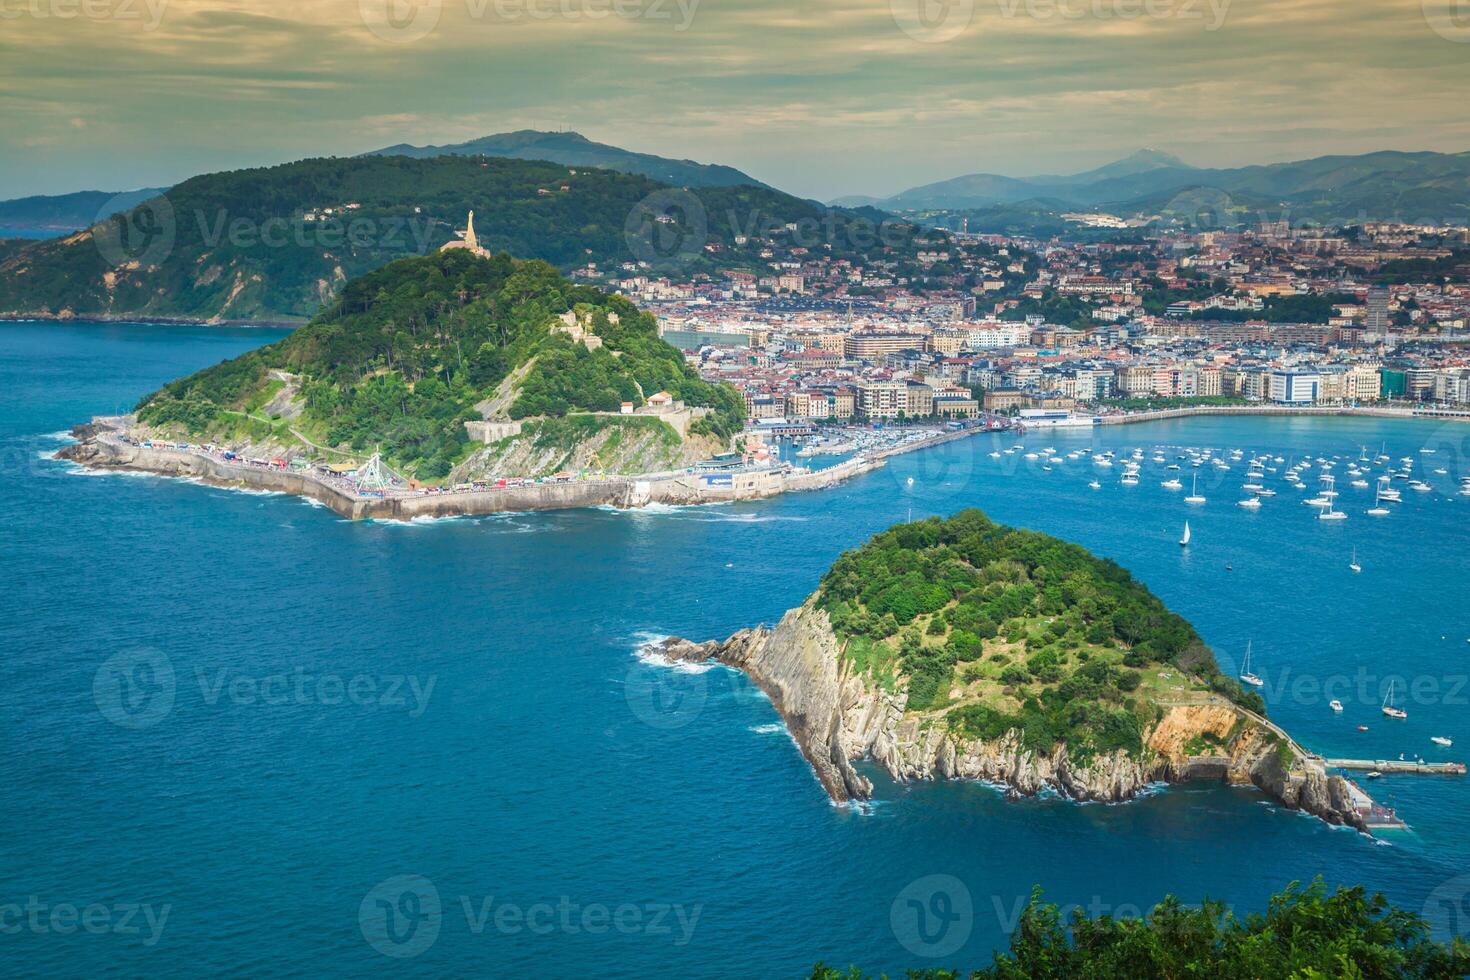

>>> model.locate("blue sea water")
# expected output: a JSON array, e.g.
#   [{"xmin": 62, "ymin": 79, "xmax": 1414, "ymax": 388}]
[{"xmin": 3, "ymin": 320, "xmax": 1470, "ymax": 977}]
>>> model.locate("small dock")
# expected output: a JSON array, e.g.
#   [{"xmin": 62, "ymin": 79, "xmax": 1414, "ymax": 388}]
[{"xmin": 1323, "ymin": 758, "xmax": 1466, "ymax": 775}]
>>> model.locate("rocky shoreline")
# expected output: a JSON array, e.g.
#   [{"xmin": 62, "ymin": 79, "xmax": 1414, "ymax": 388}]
[{"xmin": 650, "ymin": 602, "xmax": 1368, "ymax": 832}]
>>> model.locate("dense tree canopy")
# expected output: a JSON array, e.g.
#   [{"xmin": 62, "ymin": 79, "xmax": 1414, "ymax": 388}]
[
  {"xmin": 817, "ymin": 510, "xmax": 1262, "ymax": 759},
  {"xmin": 812, "ymin": 879, "xmax": 1470, "ymax": 979}
]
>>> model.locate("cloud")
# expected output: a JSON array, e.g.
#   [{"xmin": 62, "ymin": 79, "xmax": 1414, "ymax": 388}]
[{"xmin": 0, "ymin": 0, "xmax": 1465, "ymax": 199}]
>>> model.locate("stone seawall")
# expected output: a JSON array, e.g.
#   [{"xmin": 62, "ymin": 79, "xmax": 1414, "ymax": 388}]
[{"xmin": 59, "ymin": 428, "xmax": 891, "ymax": 521}]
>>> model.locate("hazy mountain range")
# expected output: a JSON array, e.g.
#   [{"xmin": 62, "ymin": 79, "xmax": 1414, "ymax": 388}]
[
  {"xmin": 364, "ymin": 130, "xmax": 769, "ymax": 191},
  {"xmin": 6, "ymin": 137, "xmax": 1468, "ymax": 242},
  {"xmin": 836, "ymin": 148, "xmax": 1470, "ymax": 226}
]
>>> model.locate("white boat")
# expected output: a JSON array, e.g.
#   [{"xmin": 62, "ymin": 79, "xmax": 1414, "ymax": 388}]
[
  {"xmin": 1239, "ymin": 641, "xmax": 1264, "ymax": 687},
  {"xmin": 1318, "ymin": 502, "xmax": 1347, "ymax": 521},
  {"xmin": 1349, "ymin": 547, "xmax": 1361, "ymax": 573},
  {"xmin": 1178, "ymin": 521, "xmax": 1191, "ymax": 547},
  {"xmin": 1238, "ymin": 497, "xmax": 1261, "ymax": 510},
  {"xmin": 1382, "ymin": 680, "xmax": 1407, "ymax": 719},
  {"xmin": 1431, "ymin": 736, "xmax": 1453, "ymax": 747},
  {"xmin": 1120, "ymin": 474, "xmax": 1138, "ymax": 486},
  {"xmin": 1162, "ymin": 478, "xmax": 1182, "ymax": 490},
  {"xmin": 1088, "ymin": 479, "xmax": 1101, "ymax": 490},
  {"xmin": 1330, "ymin": 699, "xmax": 1344, "ymax": 712},
  {"xmin": 1184, "ymin": 474, "xmax": 1206, "ymax": 505}
]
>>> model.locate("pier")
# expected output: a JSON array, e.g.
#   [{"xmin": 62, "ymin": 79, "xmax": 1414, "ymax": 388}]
[{"xmin": 1323, "ymin": 758, "xmax": 1466, "ymax": 775}]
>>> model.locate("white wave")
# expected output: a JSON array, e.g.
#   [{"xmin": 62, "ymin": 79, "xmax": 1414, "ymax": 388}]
[
  {"xmin": 631, "ymin": 632, "xmax": 716, "ymax": 673},
  {"xmin": 39, "ymin": 430, "xmax": 77, "ymax": 442},
  {"xmin": 748, "ymin": 723, "xmax": 785, "ymax": 735},
  {"xmin": 68, "ymin": 465, "xmax": 164, "ymax": 479}
]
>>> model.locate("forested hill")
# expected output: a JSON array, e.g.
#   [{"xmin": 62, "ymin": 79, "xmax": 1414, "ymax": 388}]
[
  {"xmin": 136, "ymin": 248, "xmax": 744, "ymax": 481},
  {"xmin": 815, "ymin": 510, "xmax": 1263, "ymax": 761},
  {"xmin": 0, "ymin": 154, "xmax": 915, "ymax": 323}
]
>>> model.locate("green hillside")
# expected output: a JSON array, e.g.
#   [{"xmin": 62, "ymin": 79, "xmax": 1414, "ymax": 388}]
[
  {"xmin": 0, "ymin": 154, "xmax": 917, "ymax": 323},
  {"xmin": 135, "ymin": 248, "xmax": 743, "ymax": 481},
  {"xmin": 817, "ymin": 510, "xmax": 1262, "ymax": 762}
]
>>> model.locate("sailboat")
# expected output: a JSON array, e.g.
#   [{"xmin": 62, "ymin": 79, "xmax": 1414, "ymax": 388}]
[
  {"xmin": 1184, "ymin": 473, "xmax": 1206, "ymax": 505},
  {"xmin": 1381, "ymin": 680, "xmax": 1407, "ymax": 719},
  {"xmin": 1318, "ymin": 496, "xmax": 1347, "ymax": 521},
  {"xmin": 1431, "ymin": 736, "xmax": 1453, "ymax": 747},
  {"xmin": 1239, "ymin": 641, "xmax": 1264, "ymax": 687},
  {"xmin": 1178, "ymin": 521, "xmax": 1191, "ymax": 547},
  {"xmin": 1349, "ymin": 547, "xmax": 1361, "ymax": 573}
]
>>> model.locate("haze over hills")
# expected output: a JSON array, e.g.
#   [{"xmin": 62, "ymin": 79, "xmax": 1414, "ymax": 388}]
[
  {"xmin": 365, "ymin": 130, "xmax": 770, "ymax": 191},
  {"xmin": 0, "ymin": 187, "xmax": 167, "ymax": 237},
  {"xmin": 840, "ymin": 148, "xmax": 1470, "ymax": 226}
]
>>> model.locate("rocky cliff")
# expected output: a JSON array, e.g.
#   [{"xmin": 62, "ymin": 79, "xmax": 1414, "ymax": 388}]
[{"xmin": 652, "ymin": 602, "xmax": 1367, "ymax": 832}]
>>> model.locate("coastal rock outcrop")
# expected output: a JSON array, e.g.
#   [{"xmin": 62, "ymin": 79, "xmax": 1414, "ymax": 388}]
[{"xmin": 651, "ymin": 603, "xmax": 1367, "ymax": 832}]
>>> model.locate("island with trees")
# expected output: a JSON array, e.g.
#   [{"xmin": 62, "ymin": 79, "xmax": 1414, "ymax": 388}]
[{"xmin": 651, "ymin": 510, "xmax": 1371, "ymax": 829}]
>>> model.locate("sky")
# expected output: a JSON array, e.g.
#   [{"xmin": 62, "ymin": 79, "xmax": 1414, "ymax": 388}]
[{"xmin": 2, "ymin": 0, "xmax": 1469, "ymax": 201}]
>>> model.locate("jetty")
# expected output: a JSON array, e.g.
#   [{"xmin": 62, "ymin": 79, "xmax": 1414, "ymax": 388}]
[{"xmin": 1323, "ymin": 758, "xmax": 1466, "ymax": 775}]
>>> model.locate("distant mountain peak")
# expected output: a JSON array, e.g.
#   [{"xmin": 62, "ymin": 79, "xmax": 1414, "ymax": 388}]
[
  {"xmin": 1120, "ymin": 147, "xmax": 1191, "ymax": 169},
  {"xmin": 365, "ymin": 130, "xmax": 769, "ymax": 190}
]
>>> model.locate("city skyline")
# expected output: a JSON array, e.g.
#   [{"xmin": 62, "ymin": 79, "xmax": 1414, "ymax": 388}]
[{"xmin": 4, "ymin": 0, "xmax": 1470, "ymax": 199}]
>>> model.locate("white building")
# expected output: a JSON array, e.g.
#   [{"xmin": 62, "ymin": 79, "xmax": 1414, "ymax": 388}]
[{"xmin": 1268, "ymin": 370, "xmax": 1321, "ymax": 404}]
